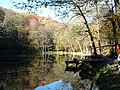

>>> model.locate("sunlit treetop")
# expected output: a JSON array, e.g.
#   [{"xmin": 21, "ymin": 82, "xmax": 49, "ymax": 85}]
[
  {"xmin": 27, "ymin": 14, "xmax": 38, "ymax": 21},
  {"xmin": 0, "ymin": 9, "xmax": 5, "ymax": 23}
]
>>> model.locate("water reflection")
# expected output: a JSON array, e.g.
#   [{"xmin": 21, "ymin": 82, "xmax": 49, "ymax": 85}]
[
  {"xmin": 0, "ymin": 54, "xmax": 89, "ymax": 90},
  {"xmin": 0, "ymin": 55, "xmax": 32, "ymax": 90},
  {"xmin": 0, "ymin": 54, "xmax": 56, "ymax": 90}
]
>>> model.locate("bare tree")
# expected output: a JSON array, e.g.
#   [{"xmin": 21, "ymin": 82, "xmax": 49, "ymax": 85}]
[{"xmin": 12, "ymin": 0, "xmax": 101, "ymax": 56}]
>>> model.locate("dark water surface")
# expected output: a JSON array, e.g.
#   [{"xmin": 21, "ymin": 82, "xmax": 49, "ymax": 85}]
[{"xmin": 0, "ymin": 54, "xmax": 81, "ymax": 90}]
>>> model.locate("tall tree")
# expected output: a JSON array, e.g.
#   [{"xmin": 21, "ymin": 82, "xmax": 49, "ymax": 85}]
[
  {"xmin": 13, "ymin": 0, "xmax": 100, "ymax": 56},
  {"xmin": 103, "ymin": 0, "xmax": 120, "ymax": 56}
]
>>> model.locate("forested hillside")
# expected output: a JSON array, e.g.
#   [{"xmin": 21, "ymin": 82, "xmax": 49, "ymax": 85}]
[
  {"xmin": 1, "ymin": 2, "xmax": 120, "ymax": 57},
  {"xmin": 0, "ymin": 7, "xmax": 64, "ymax": 56}
]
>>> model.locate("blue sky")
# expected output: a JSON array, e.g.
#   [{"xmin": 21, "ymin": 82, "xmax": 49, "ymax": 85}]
[
  {"xmin": 0, "ymin": 0, "xmax": 12, "ymax": 8},
  {"xmin": 0, "ymin": 0, "xmax": 27, "ymax": 13},
  {"xmin": 0, "ymin": 0, "xmax": 61, "ymax": 22}
]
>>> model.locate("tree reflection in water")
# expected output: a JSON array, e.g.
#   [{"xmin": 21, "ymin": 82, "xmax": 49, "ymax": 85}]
[
  {"xmin": 0, "ymin": 54, "xmax": 95, "ymax": 90},
  {"xmin": 0, "ymin": 54, "xmax": 55, "ymax": 90}
]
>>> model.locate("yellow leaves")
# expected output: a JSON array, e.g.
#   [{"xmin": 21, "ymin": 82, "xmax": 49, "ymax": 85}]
[{"xmin": 106, "ymin": 14, "xmax": 120, "ymax": 20}]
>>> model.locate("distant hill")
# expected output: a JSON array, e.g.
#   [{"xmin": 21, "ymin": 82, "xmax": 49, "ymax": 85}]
[
  {"xmin": 0, "ymin": 6, "xmax": 64, "ymax": 32},
  {"xmin": 0, "ymin": 6, "xmax": 64, "ymax": 51}
]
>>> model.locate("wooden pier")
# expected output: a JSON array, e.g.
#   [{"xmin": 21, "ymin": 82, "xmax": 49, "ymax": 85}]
[{"xmin": 64, "ymin": 56, "xmax": 107, "ymax": 80}]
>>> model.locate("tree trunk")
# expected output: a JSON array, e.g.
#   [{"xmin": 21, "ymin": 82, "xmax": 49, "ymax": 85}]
[
  {"xmin": 110, "ymin": 19, "xmax": 118, "ymax": 57},
  {"xmin": 95, "ymin": 3, "xmax": 101, "ymax": 55},
  {"xmin": 76, "ymin": 5, "xmax": 97, "ymax": 56}
]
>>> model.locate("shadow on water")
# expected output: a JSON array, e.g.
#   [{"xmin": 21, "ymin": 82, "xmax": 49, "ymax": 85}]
[
  {"xmin": 0, "ymin": 53, "xmax": 82, "ymax": 90},
  {"xmin": 0, "ymin": 53, "xmax": 110, "ymax": 90},
  {"xmin": 0, "ymin": 55, "xmax": 33, "ymax": 90},
  {"xmin": 0, "ymin": 54, "xmax": 56, "ymax": 90},
  {"xmin": 1, "ymin": 51, "xmax": 116, "ymax": 90}
]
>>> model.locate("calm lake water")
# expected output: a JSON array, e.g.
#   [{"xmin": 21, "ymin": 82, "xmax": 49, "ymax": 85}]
[{"xmin": 0, "ymin": 54, "xmax": 90, "ymax": 90}]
